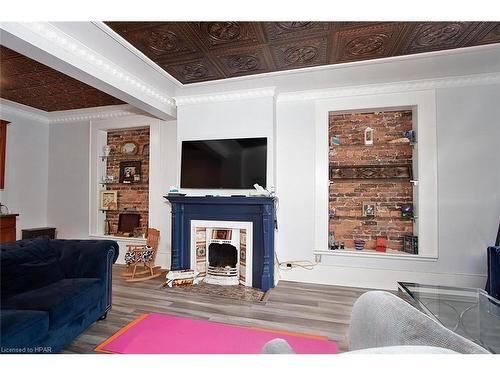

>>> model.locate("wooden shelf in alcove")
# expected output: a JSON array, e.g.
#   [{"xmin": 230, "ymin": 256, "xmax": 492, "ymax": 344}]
[
  {"xmin": 99, "ymin": 182, "xmax": 149, "ymax": 186},
  {"xmin": 99, "ymin": 209, "xmax": 147, "ymax": 213},
  {"xmin": 100, "ymin": 154, "xmax": 149, "ymax": 161},
  {"xmin": 329, "ymin": 178, "xmax": 412, "ymax": 183},
  {"xmin": 329, "ymin": 215, "xmax": 417, "ymax": 221},
  {"xmin": 329, "ymin": 143, "xmax": 416, "ymax": 149}
]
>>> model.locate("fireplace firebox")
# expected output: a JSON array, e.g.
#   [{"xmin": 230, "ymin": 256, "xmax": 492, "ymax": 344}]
[{"xmin": 208, "ymin": 243, "xmax": 238, "ymax": 268}]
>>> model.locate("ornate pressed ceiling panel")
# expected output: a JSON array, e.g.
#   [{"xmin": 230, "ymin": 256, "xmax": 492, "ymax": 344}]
[
  {"xmin": 0, "ymin": 46, "xmax": 124, "ymax": 112},
  {"xmin": 106, "ymin": 21, "xmax": 500, "ymax": 84}
]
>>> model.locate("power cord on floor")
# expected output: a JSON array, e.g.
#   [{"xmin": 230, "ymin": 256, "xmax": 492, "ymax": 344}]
[{"xmin": 275, "ymin": 252, "xmax": 319, "ymax": 271}]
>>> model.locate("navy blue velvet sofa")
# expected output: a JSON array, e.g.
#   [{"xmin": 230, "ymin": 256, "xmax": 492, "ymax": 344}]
[{"xmin": 0, "ymin": 238, "xmax": 118, "ymax": 353}]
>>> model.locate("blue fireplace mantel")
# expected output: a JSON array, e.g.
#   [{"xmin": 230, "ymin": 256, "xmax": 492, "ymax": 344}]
[{"xmin": 164, "ymin": 195, "xmax": 275, "ymax": 291}]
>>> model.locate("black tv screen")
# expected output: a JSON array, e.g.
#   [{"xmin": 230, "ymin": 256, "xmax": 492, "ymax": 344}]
[{"xmin": 181, "ymin": 138, "xmax": 267, "ymax": 189}]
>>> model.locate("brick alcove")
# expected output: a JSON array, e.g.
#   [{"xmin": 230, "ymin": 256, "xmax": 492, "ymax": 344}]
[
  {"xmin": 104, "ymin": 127, "xmax": 150, "ymax": 236},
  {"xmin": 328, "ymin": 110, "xmax": 415, "ymax": 252}
]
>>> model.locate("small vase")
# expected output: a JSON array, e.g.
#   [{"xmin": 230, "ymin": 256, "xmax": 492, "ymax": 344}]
[
  {"xmin": 103, "ymin": 145, "xmax": 111, "ymax": 157},
  {"xmin": 354, "ymin": 240, "xmax": 365, "ymax": 251}
]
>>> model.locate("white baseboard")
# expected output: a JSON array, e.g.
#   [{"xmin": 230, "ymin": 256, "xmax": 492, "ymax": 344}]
[{"xmin": 278, "ymin": 264, "xmax": 487, "ymax": 291}]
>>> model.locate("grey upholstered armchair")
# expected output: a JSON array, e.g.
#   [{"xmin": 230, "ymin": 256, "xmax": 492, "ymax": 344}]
[{"xmin": 262, "ymin": 291, "xmax": 489, "ymax": 354}]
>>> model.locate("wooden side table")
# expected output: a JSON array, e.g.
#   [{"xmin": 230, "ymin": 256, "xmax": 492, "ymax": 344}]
[{"xmin": 0, "ymin": 214, "xmax": 19, "ymax": 243}]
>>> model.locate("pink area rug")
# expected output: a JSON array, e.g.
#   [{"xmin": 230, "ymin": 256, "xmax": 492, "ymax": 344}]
[{"xmin": 95, "ymin": 313, "xmax": 339, "ymax": 354}]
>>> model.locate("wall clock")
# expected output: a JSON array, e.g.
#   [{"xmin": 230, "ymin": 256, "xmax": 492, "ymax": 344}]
[{"xmin": 120, "ymin": 141, "xmax": 138, "ymax": 155}]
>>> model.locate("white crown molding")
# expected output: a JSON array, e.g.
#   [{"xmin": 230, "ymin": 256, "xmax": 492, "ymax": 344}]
[
  {"xmin": 0, "ymin": 99, "xmax": 49, "ymax": 124},
  {"xmin": 174, "ymin": 87, "xmax": 276, "ymax": 106},
  {"xmin": 49, "ymin": 104, "xmax": 148, "ymax": 123},
  {"xmin": 277, "ymin": 72, "xmax": 500, "ymax": 102},
  {"xmin": 0, "ymin": 99, "xmax": 154, "ymax": 124},
  {"xmin": 2, "ymin": 22, "xmax": 176, "ymax": 110}
]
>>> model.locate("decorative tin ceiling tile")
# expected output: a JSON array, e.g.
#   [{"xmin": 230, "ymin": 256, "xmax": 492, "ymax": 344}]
[
  {"xmin": 332, "ymin": 23, "xmax": 406, "ymax": 63},
  {"xmin": 270, "ymin": 36, "xmax": 328, "ymax": 70},
  {"xmin": 263, "ymin": 22, "xmax": 330, "ymax": 41},
  {"xmin": 400, "ymin": 22, "xmax": 483, "ymax": 54},
  {"xmin": 212, "ymin": 46, "xmax": 275, "ymax": 77},
  {"xmin": 162, "ymin": 58, "xmax": 224, "ymax": 83},
  {"xmin": 471, "ymin": 23, "xmax": 500, "ymax": 45},
  {"xmin": 188, "ymin": 22, "xmax": 264, "ymax": 50}
]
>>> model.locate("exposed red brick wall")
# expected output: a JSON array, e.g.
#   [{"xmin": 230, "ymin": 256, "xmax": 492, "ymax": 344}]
[
  {"xmin": 105, "ymin": 127, "xmax": 149, "ymax": 236},
  {"xmin": 329, "ymin": 111, "xmax": 414, "ymax": 251}
]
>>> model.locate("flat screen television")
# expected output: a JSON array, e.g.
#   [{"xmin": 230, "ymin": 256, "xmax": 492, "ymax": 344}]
[{"xmin": 181, "ymin": 137, "xmax": 267, "ymax": 189}]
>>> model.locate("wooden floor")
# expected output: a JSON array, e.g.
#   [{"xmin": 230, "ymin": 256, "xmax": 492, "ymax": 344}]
[{"xmin": 64, "ymin": 265, "xmax": 371, "ymax": 353}]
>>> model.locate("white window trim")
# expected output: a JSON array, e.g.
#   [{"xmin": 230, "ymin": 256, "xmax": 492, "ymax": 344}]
[{"xmin": 314, "ymin": 89, "xmax": 438, "ymax": 259}]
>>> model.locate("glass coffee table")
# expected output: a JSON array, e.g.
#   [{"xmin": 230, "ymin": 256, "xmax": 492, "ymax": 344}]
[{"xmin": 398, "ymin": 282, "xmax": 500, "ymax": 353}]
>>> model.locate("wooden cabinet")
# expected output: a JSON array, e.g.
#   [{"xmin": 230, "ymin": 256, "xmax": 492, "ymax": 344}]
[{"xmin": 0, "ymin": 214, "xmax": 19, "ymax": 243}]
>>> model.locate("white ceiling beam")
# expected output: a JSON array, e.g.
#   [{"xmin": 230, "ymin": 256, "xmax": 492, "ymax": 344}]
[{"xmin": 0, "ymin": 22, "xmax": 177, "ymax": 120}]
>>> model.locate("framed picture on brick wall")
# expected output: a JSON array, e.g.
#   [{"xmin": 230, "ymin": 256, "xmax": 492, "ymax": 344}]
[
  {"xmin": 100, "ymin": 190, "xmax": 118, "ymax": 210},
  {"xmin": 362, "ymin": 203, "xmax": 376, "ymax": 217},
  {"xmin": 119, "ymin": 161, "xmax": 141, "ymax": 183}
]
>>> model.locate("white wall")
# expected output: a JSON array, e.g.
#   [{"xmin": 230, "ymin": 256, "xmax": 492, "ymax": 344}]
[
  {"xmin": 0, "ymin": 111, "xmax": 49, "ymax": 239},
  {"xmin": 275, "ymin": 83, "xmax": 500, "ymax": 290},
  {"xmin": 47, "ymin": 121, "xmax": 90, "ymax": 238}
]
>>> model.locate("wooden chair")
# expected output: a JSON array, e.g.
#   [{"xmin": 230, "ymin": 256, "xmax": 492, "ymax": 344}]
[{"xmin": 123, "ymin": 228, "xmax": 162, "ymax": 282}]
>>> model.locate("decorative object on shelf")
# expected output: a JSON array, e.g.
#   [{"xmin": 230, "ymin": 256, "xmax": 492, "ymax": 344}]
[
  {"xmin": 340, "ymin": 242, "xmax": 345, "ymax": 249},
  {"xmin": 104, "ymin": 218, "xmax": 111, "ymax": 235},
  {"xmin": 401, "ymin": 203, "xmax": 414, "ymax": 219},
  {"xmin": 132, "ymin": 227, "xmax": 144, "ymax": 238},
  {"xmin": 364, "ymin": 127, "xmax": 374, "ymax": 145},
  {"xmin": 99, "ymin": 190, "xmax": 118, "ymax": 211},
  {"xmin": 376, "ymin": 237, "xmax": 388, "ymax": 252},
  {"xmin": 120, "ymin": 141, "xmax": 139, "ymax": 155},
  {"xmin": 403, "ymin": 235, "xmax": 418, "ymax": 254},
  {"xmin": 354, "ymin": 239, "xmax": 365, "ymax": 251},
  {"xmin": 388, "ymin": 137, "xmax": 410, "ymax": 144},
  {"xmin": 103, "ymin": 145, "xmax": 112, "ymax": 156},
  {"xmin": 404, "ymin": 130, "xmax": 416, "ymax": 144},
  {"xmin": 330, "ymin": 164, "xmax": 412, "ymax": 180},
  {"xmin": 119, "ymin": 161, "xmax": 141, "ymax": 183},
  {"xmin": 328, "ymin": 232, "xmax": 336, "ymax": 249},
  {"xmin": 331, "ymin": 135, "xmax": 341, "ymax": 146},
  {"xmin": 101, "ymin": 175, "xmax": 114, "ymax": 184},
  {"xmin": 0, "ymin": 202, "xmax": 9, "ymax": 215},
  {"xmin": 142, "ymin": 143, "xmax": 150, "ymax": 155},
  {"xmin": 329, "ymin": 208, "xmax": 336, "ymax": 218},
  {"xmin": 362, "ymin": 203, "xmax": 376, "ymax": 217}
]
